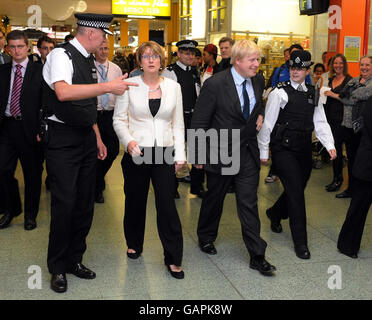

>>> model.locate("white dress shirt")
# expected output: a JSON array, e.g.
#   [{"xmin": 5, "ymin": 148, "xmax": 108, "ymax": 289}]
[
  {"xmin": 5, "ymin": 58, "xmax": 29, "ymax": 117},
  {"xmin": 43, "ymin": 37, "xmax": 90, "ymax": 123},
  {"xmin": 258, "ymin": 79, "xmax": 335, "ymax": 160},
  {"xmin": 94, "ymin": 59, "xmax": 122, "ymax": 111},
  {"xmin": 113, "ymin": 75, "xmax": 186, "ymax": 162}
]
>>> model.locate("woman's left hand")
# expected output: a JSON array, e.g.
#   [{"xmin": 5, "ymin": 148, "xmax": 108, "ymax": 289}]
[
  {"xmin": 175, "ymin": 161, "xmax": 186, "ymax": 173},
  {"xmin": 328, "ymin": 149, "xmax": 337, "ymax": 161},
  {"xmin": 97, "ymin": 139, "xmax": 107, "ymax": 160}
]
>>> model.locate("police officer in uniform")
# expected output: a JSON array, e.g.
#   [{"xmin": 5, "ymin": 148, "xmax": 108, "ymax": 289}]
[
  {"xmin": 258, "ymin": 50, "xmax": 336, "ymax": 259},
  {"xmin": 162, "ymin": 40, "xmax": 206, "ymax": 198},
  {"xmin": 42, "ymin": 13, "xmax": 137, "ymax": 293}
]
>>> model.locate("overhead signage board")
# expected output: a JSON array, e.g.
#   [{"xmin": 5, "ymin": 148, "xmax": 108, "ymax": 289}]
[{"xmin": 112, "ymin": 0, "xmax": 171, "ymax": 18}]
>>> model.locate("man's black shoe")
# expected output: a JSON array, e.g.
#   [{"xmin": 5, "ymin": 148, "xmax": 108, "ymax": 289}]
[
  {"xmin": 266, "ymin": 209, "xmax": 282, "ymax": 233},
  {"xmin": 68, "ymin": 263, "xmax": 96, "ymax": 279},
  {"xmin": 51, "ymin": 273, "xmax": 67, "ymax": 293},
  {"xmin": 249, "ymin": 256, "xmax": 276, "ymax": 276},
  {"xmin": 199, "ymin": 242, "xmax": 217, "ymax": 255},
  {"xmin": 336, "ymin": 190, "xmax": 351, "ymax": 199},
  {"xmin": 0, "ymin": 213, "xmax": 13, "ymax": 229},
  {"xmin": 24, "ymin": 218, "xmax": 37, "ymax": 231},
  {"xmin": 294, "ymin": 245, "xmax": 311, "ymax": 259},
  {"xmin": 178, "ymin": 176, "xmax": 191, "ymax": 183},
  {"xmin": 95, "ymin": 193, "xmax": 104, "ymax": 203},
  {"xmin": 190, "ymin": 189, "xmax": 207, "ymax": 198}
]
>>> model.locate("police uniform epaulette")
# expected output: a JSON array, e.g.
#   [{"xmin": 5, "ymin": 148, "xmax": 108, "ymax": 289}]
[
  {"xmin": 276, "ymin": 81, "xmax": 291, "ymax": 89},
  {"xmin": 166, "ymin": 63, "xmax": 176, "ymax": 71}
]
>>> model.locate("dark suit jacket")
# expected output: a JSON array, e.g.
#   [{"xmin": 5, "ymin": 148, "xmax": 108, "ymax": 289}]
[
  {"xmin": 190, "ymin": 68, "xmax": 265, "ymax": 174},
  {"xmin": 0, "ymin": 52, "xmax": 11, "ymax": 64},
  {"xmin": 353, "ymin": 96, "xmax": 372, "ymax": 182},
  {"xmin": 0, "ymin": 61, "xmax": 43, "ymax": 145}
]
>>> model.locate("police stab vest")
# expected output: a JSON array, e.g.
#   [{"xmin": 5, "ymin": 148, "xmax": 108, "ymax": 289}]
[
  {"xmin": 168, "ymin": 63, "xmax": 198, "ymax": 112},
  {"xmin": 270, "ymin": 82, "xmax": 316, "ymax": 151},
  {"xmin": 43, "ymin": 42, "xmax": 98, "ymax": 127}
]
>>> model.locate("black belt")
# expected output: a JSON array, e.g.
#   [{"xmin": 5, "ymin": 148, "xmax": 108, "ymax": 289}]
[
  {"xmin": 184, "ymin": 109, "xmax": 194, "ymax": 115},
  {"xmin": 5, "ymin": 115, "xmax": 22, "ymax": 121}
]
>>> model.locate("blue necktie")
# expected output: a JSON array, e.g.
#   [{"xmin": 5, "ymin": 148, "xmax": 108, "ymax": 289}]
[
  {"xmin": 242, "ymin": 80, "xmax": 250, "ymax": 120},
  {"xmin": 99, "ymin": 64, "xmax": 109, "ymax": 109}
]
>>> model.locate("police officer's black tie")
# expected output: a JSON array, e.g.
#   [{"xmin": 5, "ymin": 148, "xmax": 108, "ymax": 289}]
[
  {"xmin": 297, "ymin": 84, "xmax": 304, "ymax": 92},
  {"xmin": 242, "ymin": 80, "xmax": 250, "ymax": 120}
]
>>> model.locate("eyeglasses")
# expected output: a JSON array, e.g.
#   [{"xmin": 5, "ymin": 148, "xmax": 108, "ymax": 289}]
[
  {"xmin": 142, "ymin": 54, "xmax": 160, "ymax": 60},
  {"xmin": 8, "ymin": 45, "xmax": 26, "ymax": 50}
]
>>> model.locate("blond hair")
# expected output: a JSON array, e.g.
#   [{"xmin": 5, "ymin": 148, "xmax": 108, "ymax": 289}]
[
  {"xmin": 231, "ymin": 40, "xmax": 261, "ymax": 64},
  {"xmin": 136, "ymin": 41, "xmax": 165, "ymax": 70}
]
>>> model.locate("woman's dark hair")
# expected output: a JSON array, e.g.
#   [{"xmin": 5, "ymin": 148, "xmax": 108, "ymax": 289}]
[
  {"xmin": 313, "ymin": 63, "xmax": 326, "ymax": 73},
  {"xmin": 329, "ymin": 53, "xmax": 349, "ymax": 77}
]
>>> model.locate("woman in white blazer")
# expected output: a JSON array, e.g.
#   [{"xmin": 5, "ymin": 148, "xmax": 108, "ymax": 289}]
[{"xmin": 113, "ymin": 41, "xmax": 186, "ymax": 279}]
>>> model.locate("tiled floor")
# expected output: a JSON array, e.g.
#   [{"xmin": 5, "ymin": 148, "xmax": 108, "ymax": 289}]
[{"xmin": 1, "ymin": 153, "xmax": 371, "ymax": 300}]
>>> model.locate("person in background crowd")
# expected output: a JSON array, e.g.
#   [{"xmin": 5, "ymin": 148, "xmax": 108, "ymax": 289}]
[
  {"xmin": 323, "ymin": 54, "xmax": 352, "ymax": 192},
  {"xmin": 312, "ymin": 63, "xmax": 326, "ymax": 86},
  {"xmin": 112, "ymin": 47, "xmax": 130, "ymax": 75},
  {"xmin": 219, "ymin": 37, "xmax": 235, "ymax": 71},
  {"xmin": 191, "ymin": 40, "xmax": 275, "ymax": 276},
  {"xmin": 94, "ymin": 39, "xmax": 122, "ymax": 204},
  {"xmin": 36, "ymin": 36, "xmax": 55, "ymax": 65},
  {"xmin": 258, "ymin": 50, "xmax": 336, "ymax": 260},
  {"xmin": 337, "ymin": 95, "xmax": 372, "ymax": 259},
  {"xmin": 113, "ymin": 41, "xmax": 186, "ymax": 279},
  {"xmin": 0, "ymin": 29, "xmax": 11, "ymax": 64},
  {"xmin": 64, "ymin": 34, "xmax": 74, "ymax": 42},
  {"xmin": 326, "ymin": 55, "xmax": 372, "ymax": 199},
  {"xmin": 192, "ymin": 48, "xmax": 202, "ymax": 70},
  {"xmin": 162, "ymin": 40, "xmax": 205, "ymax": 199},
  {"xmin": 322, "ymin": 51, "xmax": 328, "ymax": 68},
  {"xmin": 0, "ymin": 30, "xmax": 43, "ymax": 231},
  {"xmin": 201, "ymin": 43, "xmax": 220, "ymax": 85},
  {"xmin": 265, "ymin": 48, "xmax": 290, "ymax": 90},
  {"xmin": 129, "ymin": 50, "xmax": 143, "ymax": 78},
  {"xmin": 42, "ymin": 13, "xmax": 137, "ymax": 293},
  {"xmin": 127, "ymin": 53, "xmax": 136, "ymax": 72}
]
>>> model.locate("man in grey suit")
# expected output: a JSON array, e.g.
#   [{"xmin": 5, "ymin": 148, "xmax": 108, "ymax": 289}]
[{"xmin": 190, "ymin": 40, "xmax": 276, "ymax": 276}]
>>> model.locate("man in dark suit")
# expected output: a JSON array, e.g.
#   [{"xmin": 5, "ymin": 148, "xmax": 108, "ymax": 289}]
[
  {"xmin": 0, "ymin": 30, "xmax": 43, "ymax": 230},
  {"xmin": 190, "ymin": 39, "xmax": 276, "ymax": 276},
  {"xmin": 337, "ymin": 96, "xmax": 372, "ymax": 258}
]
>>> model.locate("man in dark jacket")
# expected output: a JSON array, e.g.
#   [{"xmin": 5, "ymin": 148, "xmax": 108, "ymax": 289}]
[{"xmin": 190, "ymin": 39, "xmax": 275, "ymax": 276}]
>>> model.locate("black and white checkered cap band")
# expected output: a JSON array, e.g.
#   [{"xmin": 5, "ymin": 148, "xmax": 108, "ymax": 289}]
[
  {"xmin": 179, "ymin": 43, "xmax": 196, "ymax": 49},
  {"xmin": 77, "ymin": 19, "xmax": 111, "ymax": 30},
  {"xmin": 289, "ymin": 59, "xmax": 312, "ymax": 67}
]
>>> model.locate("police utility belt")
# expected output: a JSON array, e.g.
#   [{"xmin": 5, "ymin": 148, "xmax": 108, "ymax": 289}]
[{"xmin": 184, "ymin": 108, "xmax": 194, "ymax": 115}]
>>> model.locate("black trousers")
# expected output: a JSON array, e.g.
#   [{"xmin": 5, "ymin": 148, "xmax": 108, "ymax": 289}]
[
  {"xmin": 95, "ymin": 110, "xmax": 119, "ymax": 196},
  {"xmin": 121, "ymin": 150, "xmax": 183, "ymax": 266},
  {"xmin": 197, "ymin": 150, "xmax": 267, "ymax": 258},
  {"xmin": 337, "ymin": 178, "xmax": 372, "ymax": 255},
  {"xmin": 190, "ymin": 166, "xmax": 204, "ymax": 191},
  {"xmin": 270, "ymin": 144, "xmax": 313, "ymax": 246},
  {"xmin": 343, "ymin": 127, "xmax": 362, "ymax": 191},
  {"xmin": 0, "ymin": 118, "xmax": 42, "ymax": 219},
  {"xmin": 46, "ymin": 121, "xmax": 97, "ymax": 274},
  {"xmin": 329, "ymin": 123, "xmax": 345, "ymax": 182}
]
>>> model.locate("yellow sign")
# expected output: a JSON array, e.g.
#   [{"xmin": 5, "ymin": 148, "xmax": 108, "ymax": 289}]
[{"xmin": 112, "ymin": 0, "xmax": 171, "ymax": 17}]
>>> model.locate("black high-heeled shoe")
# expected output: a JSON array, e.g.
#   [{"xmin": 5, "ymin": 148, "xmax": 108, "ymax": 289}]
[
  {"xmin": 326, "ymin": 180, "xmax": 343, "ymax": 192},
  {"xmin": 127, "ymin": 250, "xmax": 141, "ymax": 259},
  {"xmin": 166, "ymin": 265, "xmax": 184, "ymax": 279}
]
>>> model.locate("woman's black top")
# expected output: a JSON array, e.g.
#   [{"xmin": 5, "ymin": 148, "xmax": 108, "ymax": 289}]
[
  {"xmin": 324, "ymin": 74, "xmax": 352, "ymax": 125},
  {"xmin": 149, "ymin": 98, "xmax": 161, "ymax": 117}
]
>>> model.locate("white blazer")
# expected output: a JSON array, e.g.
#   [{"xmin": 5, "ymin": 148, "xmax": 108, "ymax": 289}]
[{"xmin": 113, "ymin": 75, "xmax": 186, "ymax": 162}]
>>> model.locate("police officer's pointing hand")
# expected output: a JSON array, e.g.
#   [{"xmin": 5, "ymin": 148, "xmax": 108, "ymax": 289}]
[{"xmin": 108, "ymin": 73, "xmax": 138, "ymax": 95}]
